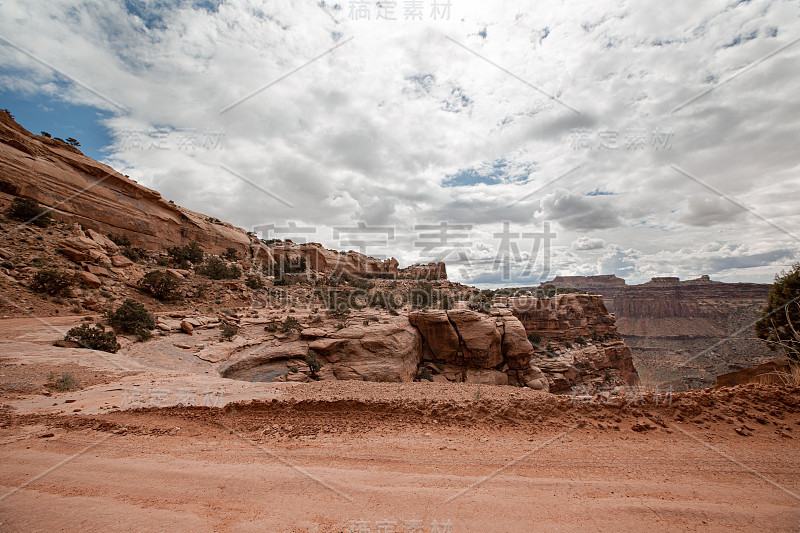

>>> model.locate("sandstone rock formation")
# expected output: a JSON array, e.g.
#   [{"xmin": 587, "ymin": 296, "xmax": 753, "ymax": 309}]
[
  {"xmin": 506, "ymin": 294, "xmax": 619, "ymax": 342},
  {"xmin": 409, "ymin": 309, "xmax": 535, "ymax": 386},
  {"xmin": 496, "ymin": 294, "xmax": 640, "ymax": 392},
  {"xmin": 221, "ymin": 317, "xmax": 421, "ymax": 383}
]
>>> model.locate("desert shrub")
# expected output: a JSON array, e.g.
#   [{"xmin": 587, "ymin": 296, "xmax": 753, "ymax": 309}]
[
  {"xmin": 65, "ymin": 323, "xmax": 120, "ymax": 353},
  {"xmin": 281, "ymin": 316, "xmax": 300, "ymax": 332},
  {"xmin": 108, "ymin": 234, "xmax": 131, "ymax": 247},
  {"xmin": 220, "ymin": 322, "xmax": 238, "ymax": 341},
  {"xmin": 468, "ymin": 293, "xmax": 492, "ymax": 314},
  {"xmin": 140, "ymin": 270, "xmax": 183, "ymax": 301},
  {"xmin": 368, "ymin": 290, "xmax": 399, "ymax": 311},
  {"xmin": 528, "ymin": 332, "xmax": 542, "ymax": 347},
  {"xmin": 756, "ymin": 264, "xmax": 800, "ymax": 364},
  {"xmin": 575, "ymin": 336, "xmax": 587, "ymax": 346},
  {"xmin": 351, "ymin": 278, "xmax": 375, "ymax": 291},
  {"xmin": 407, "ymin": 281, "xmax": 436, "ymax": 309},
  {"xmin": 564, "ymin": 341, "xmax": 573, "ymax": 349},
  {"xmin": 265, "ymin": 323, "xmax": 279, "ymax": 333},
  {"xmin": 304, "ymin": 351, "xmax": 322, "ymax": 378},
  {"xmin": 168, "ymin": 241, "xmax": 204, "ymax": 264},
  {"xmin": 47, "ymin": 371, "xmax": 81, "ymax": 391},
  {"xmin": 439, "ymin": 294, "xmax": 454, "ymax": 310},
  {"xmin": 320, "ymin": 288, "xmax": 353, "ymax": 315},
  {"xmin": 223, "ymin": 247, "xmax": 239, "ymax": 261},
  {"xmin": 245, "ymin": 275, "xmax": 265, "ymax": 289},
  {"xmin": 7, "ymin": 198, "xmax": 51, "ymax": 227},
  {"xmin": 197, "ymin": 256, "xmax": 240, "ymax": 280},
  {"xmin": 30, "ymin": 268, "xmax": 74, "ymax": 296},
  {"xmin": 107, "ymin": 299, "xmax": 155, "ymax": 339},
  {"xmin": 419, "ymin": 367, "xmax": 434, "ymax": 382},
  {"xmin": 121, "ymin": 246, "xmax": 145, "ymax": 262}
]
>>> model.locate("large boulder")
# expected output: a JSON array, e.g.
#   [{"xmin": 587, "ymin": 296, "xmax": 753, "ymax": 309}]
[
  {"xmin": 444, "ymin": 309, "xmax": 503, "ymax": 369},
  {"xmin": 308, "ymin": 317, "xmax": 421, "ymax": 382},
  {"xmin": 220, "ymin": 341, "xmax": 310, "ymax": 381},
  {"xmin": 408, "ymin": 310, "xmax": 460, "ymax": 364},
  {"xmin": 499, "ymin": 316, "xmax": 533, "ymax": 370}
]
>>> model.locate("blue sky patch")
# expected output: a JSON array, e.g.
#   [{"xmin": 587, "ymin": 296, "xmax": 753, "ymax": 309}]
[
  {"xmin": 444, "ymin": 158, "xmax": 536, "ymax": 187},
  {"xmin": 1, "ymin": 90, "xmax": 113, "ymax": 161}
]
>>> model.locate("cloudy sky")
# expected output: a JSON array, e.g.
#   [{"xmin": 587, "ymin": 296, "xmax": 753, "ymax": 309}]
[{"xmin": 1, "ymin": 0, "xmax": 799, "ymax": 287}]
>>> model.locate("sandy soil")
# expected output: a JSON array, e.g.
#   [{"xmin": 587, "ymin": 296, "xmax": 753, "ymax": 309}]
[{"xmin": 1, "ymin": 317, "xmax": 799, "ymax": 532}]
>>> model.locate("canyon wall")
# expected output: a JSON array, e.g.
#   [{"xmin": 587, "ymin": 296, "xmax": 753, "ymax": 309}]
[{"xmin": 540, "ymin": 275, "xmax": 774, "ymax": 389}]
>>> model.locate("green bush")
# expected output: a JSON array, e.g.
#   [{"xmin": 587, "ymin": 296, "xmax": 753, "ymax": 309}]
[
  {"xmin": 7, "ymin": 198, "xmax": 51, "ymax": 227},
  {"xmin": 575, "ymin": 336, "xmax": 587, "ymax": 346},
  {"xmin": 108, "ymin": 234, "xmax": 131, "ymax": 247},
  {"xmin": 281, "ymin": 316, "xmax": 300, "ymax": 332},
  {"xmin": 220, "ymin": 322, "xmax": 238, "ymax": 341},
  {"xmin": 30, "ymin": 268, "xmax": 74, "ymax": 296},
  {"xmin": 304, "ymin": 351, "xmax": 322, "ymax": 378},
  {"xmin": 65, "ymin": 323, "xmax": 120, "ymax": 353},
  {"xmin": 107, "ymin": 299, "xmax": 155, "ymax": 339},
  {"xmin": 528, "ymin": 332, "xmax": 542, "ymax": 347},
  {"xmin": 756, "ymin": 263, "xmax": 800, "ymax": 364},
  {"xmin": 245, "ymin": 274, "xmax": 265, "ymax": 289},
  {"xmin": 197, "ymin": 256, "xmax": 240, "ymax": 280},
  {"xmin": 168, "ymin": 241, "xmax": 204, "ymax": 264},
  {"xmin": 468, "ymin": 293, "xmax": 492, "ymax": 314},
  {"xmin": 140, "ymin": 270, "xmax": 183, "ymax": 301},
  {"xmin": 223, "ymin": 247, "xmax": 239, "ymax": 261},
  {"xmin": 47, "ymin": 371, "xmax": 81, "ymax": 391},
  {"xmin": 121, "ymin": 246, "xmax": 145, "ymax": 262}
]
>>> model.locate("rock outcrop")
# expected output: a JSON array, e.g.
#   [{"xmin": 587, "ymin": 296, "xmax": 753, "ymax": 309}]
[
  {"xmin": 500, "ymin": 294, "xmax": 640, "ymax": 392},
  {"xmin": 409, "ymin": 309, "xmax": 549, "ymax": 390},
  {"xmin": 221, "ymin": 317, "xmax": 422, "ymax": 383},
  {"xmin": 217, "ymin": 295, "xmax": 638, "ymax": 394},
  {"xmin": 506, "ymin": 294, "xmax": 619, "ymax": 342}
]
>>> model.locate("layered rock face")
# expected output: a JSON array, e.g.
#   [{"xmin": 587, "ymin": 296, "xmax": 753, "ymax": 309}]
[
  {"xmin": 501, "ymin": 294, "xmax": 639, "ymax": 392},
  {"xmin": 220, "ymin": 309, "xmax": 551, "ymax": 391},
  {"xmin": 408, "ymin": 309, "xmax": 546, "ymax": 388},
  {"xmin": 0, "ymin": 112, "xmax": 444, "ymax": 280},
  {"xmin": 539, "ymin": 275, "xmax": 774, "ymax": 389},
  {"xmin": 506, "ymin": 294, "xmax": 619, "ymax": 342},
  {"xmin": 221, "ymin": 317, "xmax": 422, "ymax": 383}
]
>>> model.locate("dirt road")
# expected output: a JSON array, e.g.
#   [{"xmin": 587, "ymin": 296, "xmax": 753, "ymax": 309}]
[{"xmin": 2, "ymin": 384, "xmax": 800, "ymax": 533}]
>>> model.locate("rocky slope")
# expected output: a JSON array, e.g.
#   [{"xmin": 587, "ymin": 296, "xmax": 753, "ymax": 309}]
[{"xmin": 541, "ymin": 275, "xmax": 774, "ymax": 389}]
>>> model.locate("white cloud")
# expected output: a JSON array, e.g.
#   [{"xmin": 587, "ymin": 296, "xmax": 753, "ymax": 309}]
[{"xmin": 571, "ymin": 236, "xmax": 606, "ymax": 251}]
